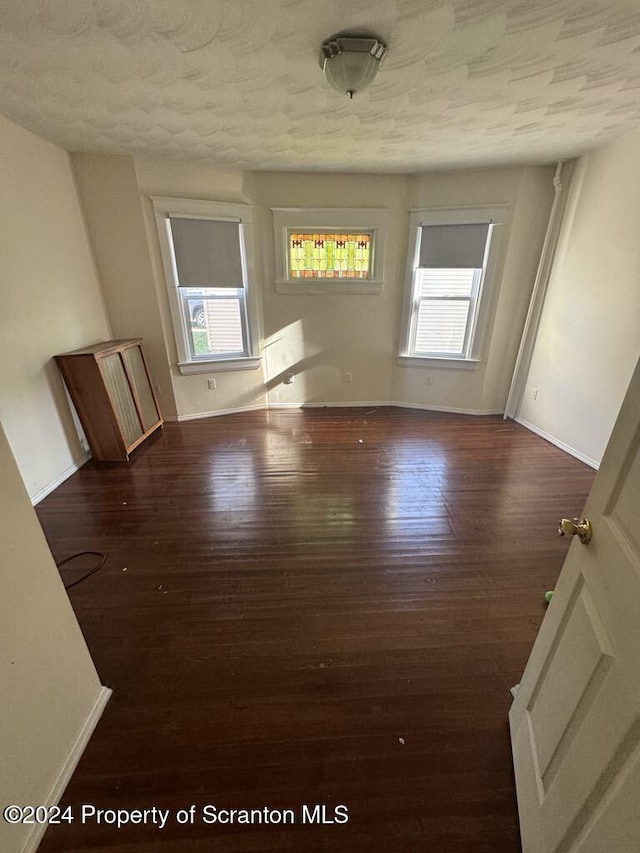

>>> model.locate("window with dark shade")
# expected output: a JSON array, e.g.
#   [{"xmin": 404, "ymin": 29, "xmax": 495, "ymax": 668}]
[
  {"xmin": 153, "ymin": 199, "xmax": 259, "ymax": 373},
  {"xmin": 408, "ymin": 222, "xmax": 492, "ymax": 359}
]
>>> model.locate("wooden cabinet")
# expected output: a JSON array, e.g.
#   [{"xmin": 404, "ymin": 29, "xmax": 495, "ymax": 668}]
[{"xmin": 56, "ymin": 339, "xmax": 163, "ymax": 462}]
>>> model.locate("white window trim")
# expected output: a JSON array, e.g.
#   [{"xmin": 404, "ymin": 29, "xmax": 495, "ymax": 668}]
[
  {"xmin": 397, "ymin": 205, "xmax": 509, "ymax": 368},
  {"xmin": 272, "ymin": 207, "xmax": 389, "ymax": 295},
  {"xmin": 151, "ymin": 196, "xmax": 262, "ymax": 375},
  {"xmin": 177, "ymin": 357, "xmax": 261, "ymax": 375},
  {"xmin": 395, "ymin": 355, "xmax": 481, "ymax": 370}
]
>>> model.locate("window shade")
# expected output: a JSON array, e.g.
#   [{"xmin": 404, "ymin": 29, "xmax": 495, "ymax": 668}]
[
  {"xmin": 169, "ymin": 217, "xmax": 243, "ymax": 288},
  {"xmin": 418, "ymin": 223, "xmax": 489, "ymax": 269}
]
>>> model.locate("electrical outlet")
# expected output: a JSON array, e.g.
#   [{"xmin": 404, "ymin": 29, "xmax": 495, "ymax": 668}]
[
  {"xmin": 532, "ymin": 387, "xmax": 539, "ymax": 400},
  {"xmin": 208, "ymin": 379, "xmax": 217, "ymax": 390},
  {"xmin": 425, "ymin": 374, "xmax": 433, "ymax": 386},
  {"xmin": 343, "ymin": 371, "xmax": 353, "ymax": 384}
]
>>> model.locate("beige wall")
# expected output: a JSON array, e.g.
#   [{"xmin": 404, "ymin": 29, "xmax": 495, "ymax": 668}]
[
  {"xmin": 74, "ymin": 155, "xmax": 554, "ymax": 420},
  {"xmin": 134, "ymin": 157, "xmax": 268, "ymax": 417},
  {"xmin": 255, "ymin": 171, "xmax": 409, "ymax": 407},
  {"xmin": 72, "ymin": 154, "xmax": 177, "ymax": 418},
  {"xmin": 0, "ymin": 115, "xmax": 112, "ymax": 500},
  {"xmin": 395, "ymin": 166, "xmax": 554, "ymax": 412},
  {"xmin": 518, "ymin": 131, "xmax": 640, "ymax": 466},
  {"xmin": 259, "ymin": 166, "xmax": 552, "ymax": 413},
  {"xmin": 0, "ymin": 423, "xmax": 106, "ymax": 853}
]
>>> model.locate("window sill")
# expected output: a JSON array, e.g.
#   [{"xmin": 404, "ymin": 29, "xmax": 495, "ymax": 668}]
[
  {"xmin": 275, "ymin": 280, "xmax": 383, "ymax": 296},
  {"xmin": 396, "ymin": 355, "xmax": 481, "ymax": 371},
  {"xmin": 177, "ymin": 357, "xmax": 262, "ymax": 375}
]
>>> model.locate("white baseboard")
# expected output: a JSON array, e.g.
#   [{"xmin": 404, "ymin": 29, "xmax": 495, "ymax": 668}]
[
  {"xmin": 21, "ymin": 686, "xmax": 112, "ymax": 853},
  {"xmin": 390, "ymin": 401, "xmax": 504, "ymax": 416},
  {"xmin": 266, "ymin": 403, "xmax": 304, "ymax": 409},
  {"xmin": 273, "ymin": 401, "xmax": 390, "ymax": 409},
  {"xmin": 273, "ymin": 400, "xmax": 503, "ymax": 415},
  {"xmin": 31, "ymin": 453, "xmax": 90, "ymax": 506},
  {"xmin": 168, "ymin": 401, "xmax": 505, "ymax": 420},
  {"xmin": 165, "ymin": 404, "xmax": 266, "ymax": 423},
  {"xmin": 514, "ymin": 415, "xmax": 600, "ymax": 469}
]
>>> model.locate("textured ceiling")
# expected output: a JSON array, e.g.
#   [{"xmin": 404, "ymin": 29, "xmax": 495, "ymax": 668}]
[{"xmin": 2, "ymin": 0, "xmax": 640, "ymax": 172}]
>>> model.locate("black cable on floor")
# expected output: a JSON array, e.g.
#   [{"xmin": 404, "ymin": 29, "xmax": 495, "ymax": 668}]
[{"xmin": 56, "ymin": 551, "xmax": 106, "ymax": 590}]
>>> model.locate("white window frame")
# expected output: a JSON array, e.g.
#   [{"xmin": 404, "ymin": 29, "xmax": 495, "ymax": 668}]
[
  {"xmin": 152, "ymin": 197, "xmax": 262, "ymax": 376},
  {"xmin": 397, "ymin": 205, "xmax": 508, "ymax": 370},
  {"xmin": 272, "ymin": 208, "xmax": 388, "ymax": 295}
]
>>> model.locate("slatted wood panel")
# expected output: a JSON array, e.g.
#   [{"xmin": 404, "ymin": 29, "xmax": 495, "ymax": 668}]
[
  {"xmin": 121, "ymin": 345, "xmax": 160, "ymax": 432},
  {"xmin": 98, "ymin": 353, "xmax": 143, "ymax": 447},
  {"xmin": 35, "ymin": 409, "xmax": 594, "ymax": 853}
]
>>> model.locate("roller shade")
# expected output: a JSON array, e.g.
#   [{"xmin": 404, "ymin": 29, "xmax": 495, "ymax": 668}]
[
  {"xmin": 418, "ymin": 223, "xmax": 490, "ymax": 269},
  {"xmin": 169, "ymin": 217, "xmax": 243, "ymax": 288}
]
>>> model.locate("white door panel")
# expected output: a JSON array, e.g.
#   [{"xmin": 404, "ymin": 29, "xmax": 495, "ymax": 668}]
[{"xmin": 510, "ymin": 357, "xmax": 640, "ymax": 853}]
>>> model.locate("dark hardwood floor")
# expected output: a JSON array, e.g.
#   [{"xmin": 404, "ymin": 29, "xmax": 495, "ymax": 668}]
[{"xmin": 35, "ymin": 408, "xmax": 595, "ymax": 852}]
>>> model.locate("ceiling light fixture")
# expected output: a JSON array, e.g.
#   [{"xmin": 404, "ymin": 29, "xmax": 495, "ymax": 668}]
[{"xmin": 320, "ymin": 34, "xmax": 388, "ymax": 99}]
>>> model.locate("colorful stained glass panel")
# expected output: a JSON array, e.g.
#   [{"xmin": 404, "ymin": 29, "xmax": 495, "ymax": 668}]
[{"xmin": 288, "ymin": 232, "xmax": 372, "ymax": 279}]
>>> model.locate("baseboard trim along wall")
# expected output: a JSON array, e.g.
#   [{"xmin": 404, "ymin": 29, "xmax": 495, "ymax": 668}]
[
  {"xmin": 31, "ymin": 452, "xmax": 90, "ymax": 506},
  {"xmin": 165, "ymin": 404, "xmax": 266, "ymax": 422},
  {"xmin": 21, "ymin": 686, "xmax": 112, "ymax": 853},
  {"xmin": 391, "ymin": 402, "xmax": 504, "ymax": 417},
  {"xmin": 273, "ymin": 401, "xmax": 387, "ymax": 410},
  {"xmin": 514, "ymin": 415, "xmax": 600, "ymax": 469},
  {"xmin": 272, "ymin": 401, "xmax": 504, "ymax": 416}
]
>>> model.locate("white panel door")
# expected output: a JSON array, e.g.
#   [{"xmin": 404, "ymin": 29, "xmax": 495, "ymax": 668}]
[{"xmin": 510, "ymin": 355, "xmax": 640, "ymax": 853}]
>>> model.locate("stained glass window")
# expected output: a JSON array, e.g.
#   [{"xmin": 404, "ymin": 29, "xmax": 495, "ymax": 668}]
[{"xmin": 288, "ymin": 232, "xmax": 372, "ymax": 279}]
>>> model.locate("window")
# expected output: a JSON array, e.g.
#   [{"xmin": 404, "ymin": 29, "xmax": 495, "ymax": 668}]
[
  {"xmin": 413, "ymin": 267, "xmax": 482, "ymax": 356},
  {"xmin": 411, "ymin": 223, "xmax": 491, "ymax": 358},
  {"xmin": 398, "ymin": 207, "xmax": 506, "ymax": 368},
  {"xmin": 288, "ymin": 232, "xmax": 372, "ymax": 279},
  {"xmin": 152, "ymin": 198, "xmax": 261, "ymax": 375},
  {"xmin": 273, "ymin": 208, "xmax": 388, "ymax": 295}
]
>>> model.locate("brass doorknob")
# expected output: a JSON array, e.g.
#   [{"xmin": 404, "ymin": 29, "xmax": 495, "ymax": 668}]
[{"xmin": 558, "ymin": 517, "xmax": 592, "ymax": 545}]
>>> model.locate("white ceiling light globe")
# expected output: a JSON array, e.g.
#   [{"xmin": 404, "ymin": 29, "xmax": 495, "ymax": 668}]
[{"xmin": 320, "ymin": 36, "xmax": 388, "ymax": 99}]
